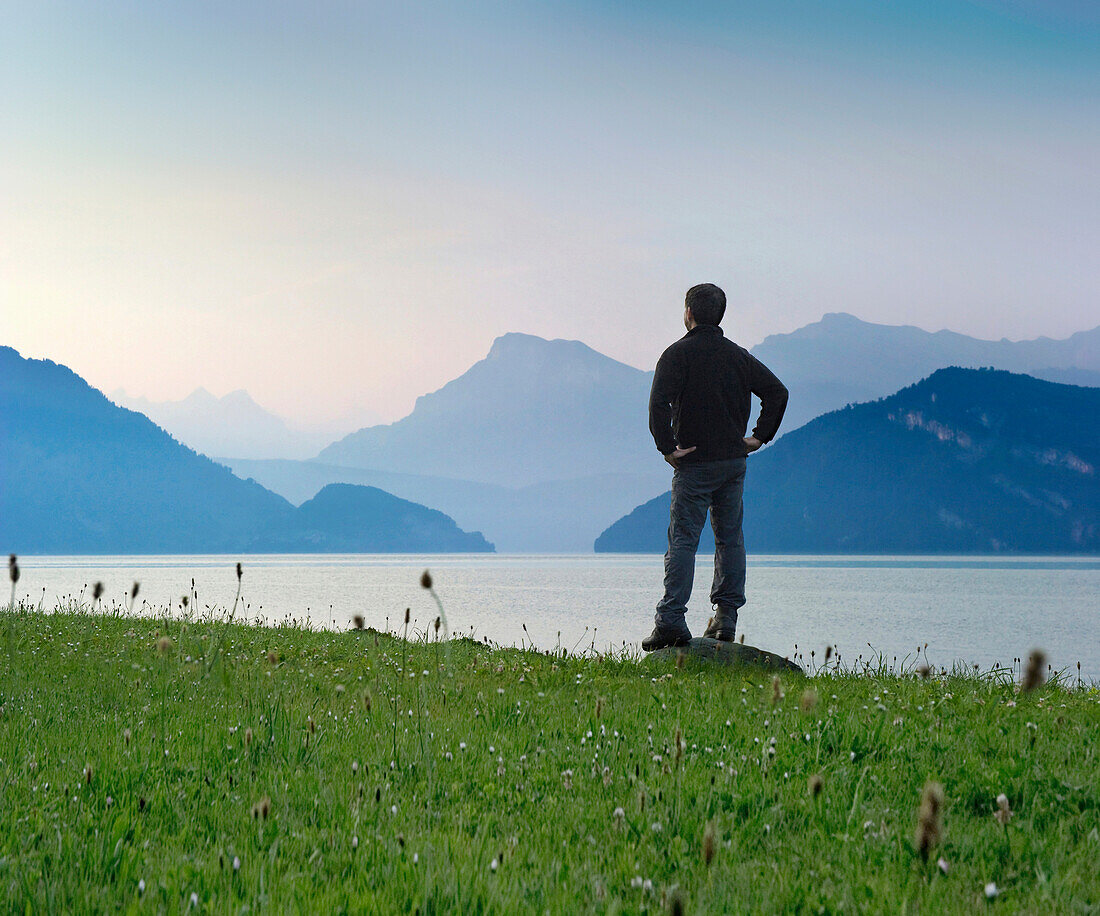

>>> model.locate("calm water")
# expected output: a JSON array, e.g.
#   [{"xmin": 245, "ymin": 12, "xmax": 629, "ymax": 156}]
[{"xmin": 16, "ymin": 554, "xmax": 1100, "ymax": 682}]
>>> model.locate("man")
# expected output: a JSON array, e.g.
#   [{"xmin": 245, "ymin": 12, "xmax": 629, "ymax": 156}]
[{"xmin": 643, "ymin": 283, "xmax": 788, "ymax": 651}]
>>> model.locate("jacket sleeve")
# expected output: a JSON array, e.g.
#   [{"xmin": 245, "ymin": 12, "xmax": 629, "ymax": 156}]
[
  {"xmin": 648, "ymin": 349, "xmax": 682, "ymax": 455},
  {"xmin": 747, "ymin": 355, "xmax": 789, "ymax": 443}
]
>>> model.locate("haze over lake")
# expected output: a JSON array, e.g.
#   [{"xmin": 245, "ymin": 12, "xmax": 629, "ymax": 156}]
[{"xmin": 19, "ymin": 554, "xmax": 1100, "ymax": 683}]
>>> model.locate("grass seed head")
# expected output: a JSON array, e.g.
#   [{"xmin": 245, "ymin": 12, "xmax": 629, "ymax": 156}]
[
  {"xmin": 361, "ymin": 689, "xmax": 372, "ymax": 712},
  {"xmin": 267, "ymin": 651, "xmax": 277, "ymax": 665},
  {"xmin": 123, "ymin": 728, "xmax": 132, "ymax": 745},
  {"xmin": 824, "ymin": 644, "xmax": 833, "ymax": 664},
  {"xmin": 352, "ymin": 615, "xmax": 365, "ymax": 630},
  {"xmin": 1022, "ymin": 650, "xmax": 1046, "ymax": 692},
  {"xmin": 703, "ymin": 821, "xmax": 716, "ymax": 866},
  {"xmin": 156, "ymin": 636, "xmax": 172, "ymax": 655},
  {"xmin": 994, "ymin": 793, "xmax": 1013, "ymax": 825},
  {"xmin": 404, "ymin": 607, "xmax": 411, "ymax": 626},
  {"xmin": 92, "ymin": 581, "xmax": 104, "ymax": 600},
  {"xmin": 915, "ymin": 781, "xmax": 945, "ymax": 860},
  {"xmin": 771, "ymin": 676, "xmax": 784, "ymax": 706},
  {"xmin": 808, "ymin": 773, "xmax": 824, "ymax": 798},
  {"xmin": 236, "ymin": 562, "xmax": 243, "ymax": 581},
  {"xmin": 83, "ymin": 763, "xmax": 93, "ymax": 784},
  {"xmin": 799, "ymin": 689, "xmax": 818, "ymax": 712},
  {"xmin": 420, "ymin": 569, "xmax": 433, "ymax": 590},
  {"xmin": 244, "ymin": 727, "xmax": 253, "ymax": 746},
  {"xmin": 434, "ymin": 616, "xmax": 441, "ymax": 634},
  {"xmin": 8, "ymin": 554, "xmax": 19, "ymax": 585},
  {"xmin": 130, "ymin": 581, "xmax": 139, "ymax": 600}
]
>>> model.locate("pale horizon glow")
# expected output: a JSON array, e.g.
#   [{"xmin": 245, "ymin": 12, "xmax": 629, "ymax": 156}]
[{"xmin": 3, "ymin": 1, "xmax": 1098, "ymax": 425}]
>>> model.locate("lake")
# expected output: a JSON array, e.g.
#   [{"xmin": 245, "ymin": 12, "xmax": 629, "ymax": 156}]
[{"xmin": 15, "ymin": 554, "xmax": 1100, "ymax": 683}]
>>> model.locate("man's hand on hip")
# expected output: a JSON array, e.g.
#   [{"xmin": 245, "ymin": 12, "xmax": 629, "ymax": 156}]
[
  {"xmin": 664, "ymin": 446, "xmax": 696, "ymax": 469},
  {"xmin": 743, "ymin": 436, "xmax": 762, "ymax": 454}
]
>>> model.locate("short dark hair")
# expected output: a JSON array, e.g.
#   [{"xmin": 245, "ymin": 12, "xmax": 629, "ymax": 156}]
[{"xmin": 685, "ymin": 283, "xmax": 726, "ymax": 326}]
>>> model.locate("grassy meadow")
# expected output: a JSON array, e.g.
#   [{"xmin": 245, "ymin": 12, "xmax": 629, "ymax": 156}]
[{"xmin": 1, "ymin": 584, "xmax": 1098, "ymax": 913}]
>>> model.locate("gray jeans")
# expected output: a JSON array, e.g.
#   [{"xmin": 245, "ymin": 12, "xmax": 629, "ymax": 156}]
[{"xmin": 655, "ymin": 457, "xmax": 747, "ymax": 630}]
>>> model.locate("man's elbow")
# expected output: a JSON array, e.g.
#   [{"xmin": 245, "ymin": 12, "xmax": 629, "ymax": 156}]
[{"xmin": 764, "ymin": 383, "xmax": 788, "ymax": 411}]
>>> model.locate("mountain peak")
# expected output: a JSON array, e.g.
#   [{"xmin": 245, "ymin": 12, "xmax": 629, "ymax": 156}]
[
  {"xmin": 319, "ymin": 331, "xmax": 654, "ymax": 487},
  {"xmin": 221, "ymin": 389, "xmax": 261, "ymax": 407},
  {"xmin": 486, "ymin": 332, "xmax": 593, "ymax": 360},
  {"xmin": 819, "ymin": 312, "xmax": 863, "ymax": 325},
  {"xmin": 182, "ymin": 387, "xmax": 217, "ymax": 404}
]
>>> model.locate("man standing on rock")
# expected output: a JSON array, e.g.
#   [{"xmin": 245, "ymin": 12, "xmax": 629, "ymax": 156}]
[{"xmin": 643, "ymin": 283, "xmax": 789, "ymax": 651}]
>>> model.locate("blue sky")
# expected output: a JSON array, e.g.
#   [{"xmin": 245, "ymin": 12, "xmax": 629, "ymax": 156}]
[{"xmin": 2, "ymin": 1, "xmax": 1097, "ymax": 423}]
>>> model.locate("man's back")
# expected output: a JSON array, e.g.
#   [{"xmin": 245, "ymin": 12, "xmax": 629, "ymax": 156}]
[{"xmin": 649, "ymin": 324, "xmax": 788, "ymax": 463}]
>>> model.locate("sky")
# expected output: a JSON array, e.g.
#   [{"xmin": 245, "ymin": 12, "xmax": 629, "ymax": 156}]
[{"xmin": 2, "ymin": 0, "xmax": 1098, "ymax": 425}]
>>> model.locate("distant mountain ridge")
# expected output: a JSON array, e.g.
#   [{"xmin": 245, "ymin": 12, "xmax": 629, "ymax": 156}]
[
  {"xmin": 319, "ymin": 332, "xmax": 659, "ymax": 487},
  {"xmin": 226, "ymin": 457, "xmax": 669, "ymax": 553},
  {"xmin": 750, "ymin": 313, "xmax": 1100, "ymax": 434},
  {"xmin": 595, "ymin": 368, "xmax": 1099, "ymax": 554},
  {"xmin": 320, "ymin": 320, "xmax": 1099, "ymax": 486},
  {"xmin": 238, "ymin": 321, "xmax": 1099, "ymax": 551},
  {"xmin": 111, "ymin": 387, "xmax": 370, "ymax": 461},
  {"xmin": 0, "ymin": 347, "xmax": 491, "ymax": 554}
]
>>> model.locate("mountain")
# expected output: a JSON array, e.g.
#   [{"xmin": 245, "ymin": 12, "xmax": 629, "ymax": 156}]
[
  {"xmin": 750, "ymin": 313, "xmax": 1100, "ymax": 434},
  {"xmin": 270, "ymin": 323, "xmax": 1097, "ymax": 550},
  {"xmin": 595, "ymin": 368, "xmax": 1099, "ymax": 554},
  {"xmin": 0, "ymin": 347, "xmax": 492, "ymax": 554},
  {"xmin": 318, "ymin": 333, "xmax": 659, "ymax": 487},
  {"xmin": 256, "ymin": 484, "xmax": 491, "ymax": 552},
  {"xmin": 110, "ymin": 388, "xmax": 348, "ymax": 460},
  {"xmin": 225, "ymin": 458, "xmax": 669, "ymax": 552}
]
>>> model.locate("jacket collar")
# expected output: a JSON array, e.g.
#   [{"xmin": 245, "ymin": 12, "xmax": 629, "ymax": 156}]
[{"xmin": 686, "ymin": 324, "xmax": 724, "ymax": 338}]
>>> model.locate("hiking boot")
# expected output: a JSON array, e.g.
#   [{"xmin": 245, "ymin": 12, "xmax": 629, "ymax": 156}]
[
  {"xmin": 703, "ymin": 608, "xmax": 737, "ymax": 642},
  {"xmin": 641, "ymin": 624, "xmax": 692, "ymax": 652}
]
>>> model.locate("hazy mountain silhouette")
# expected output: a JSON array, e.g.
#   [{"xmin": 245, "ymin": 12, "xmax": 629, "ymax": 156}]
[
  {"xmin": 319, "ymin": 322, "xmax": 1099, "ymax": 484},
  {"xmin": 111, "ymin": 387, "xmax": 378, "ymax": 460},
  {"xmin": 596, "ymin": 368, "xmax": 1099, "ymax": 554},
  {"xmin": 750, "ymin": 313, "xmax": 1100, "ymax": 433},
  {"xmin": 249, "ymin": 322, "xmax": 1098, "ymax": 550},
  {"xmin": 226, "ymin": 458, "xmax": 668, "ymax": 552},
  {"xmin": 319, "ymin": 333, "xmax": 659, "ymax": 487},
  {"xmin": 0, "ymin": 347, "xmax": 492, "ymax": 553},
  {"xmin": 254, "ymin": 484, "xmax": 493, "ymax": 552}
]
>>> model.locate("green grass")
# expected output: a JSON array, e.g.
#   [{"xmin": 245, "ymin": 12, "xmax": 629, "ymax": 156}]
[{"xmin": 1, "ymin": 600, "xmax": 1098, "ymax": 914}]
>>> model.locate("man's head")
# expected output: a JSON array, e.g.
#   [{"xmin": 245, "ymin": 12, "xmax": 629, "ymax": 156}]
[{"xmin": 684, "ymin": 283, "xmax": 726, "ymax": 329}]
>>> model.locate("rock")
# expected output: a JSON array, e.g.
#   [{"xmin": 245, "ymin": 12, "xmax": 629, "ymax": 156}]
[{"xmin": 646, "ymin": 638, "xmax": 804, "ymax": 674}]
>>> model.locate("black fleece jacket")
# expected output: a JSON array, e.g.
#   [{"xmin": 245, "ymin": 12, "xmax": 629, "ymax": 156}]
[{"xmin": 649, "ymin": 324, "xmax": 789, "ymax": 461}]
